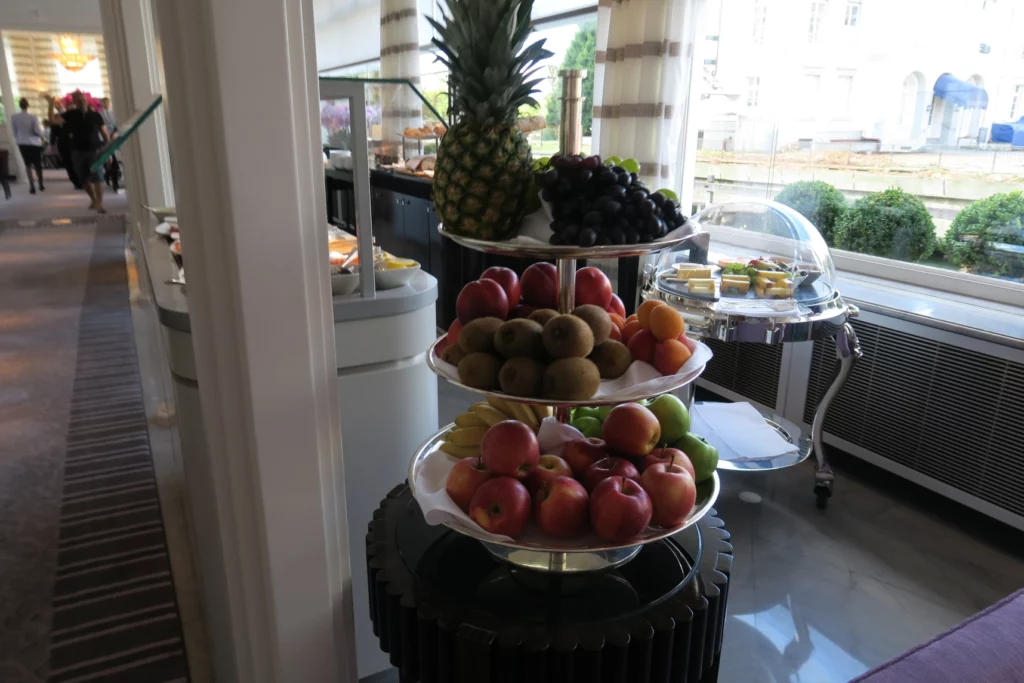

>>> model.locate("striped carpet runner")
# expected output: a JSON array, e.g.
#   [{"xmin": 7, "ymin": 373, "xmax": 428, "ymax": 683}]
[{"xmin": 47, "ymin": 223, "xmax": 190, "ymax": 682}]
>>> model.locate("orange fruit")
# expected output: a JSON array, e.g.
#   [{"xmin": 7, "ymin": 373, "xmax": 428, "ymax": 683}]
[
  {"xmin": 608, "ymin": 313, "xmax": 626, "ymax": 330},
  {"xmin": 653, "ymin": 339, "xmax": 692, "ymax": 375},
  {"xmin": 637, "ymin": 300, "xmax": 666, "ymax": 329},
  {"xmin": 649, "ymin": 304, "xmax": 683, "ymax": 341},
  {"xmin": 622, "ymin": 320, "xmax": 642, "ymax": 343},
  {"xmin": 625, "ymin": 314, "xmax": 638, "ymax": 324}
]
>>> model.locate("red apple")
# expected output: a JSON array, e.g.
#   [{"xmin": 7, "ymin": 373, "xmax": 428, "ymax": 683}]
[
  {"xmin": 447, "ymin": 319, "xmax": 463, "ymax": 347},
  {"xmin": 606, "ymin": 293, "xmax": 627, "ymax": 318},
  {"xmin": 627, "ymin": 329, "xmax": 657, "ymax": 364},
  {"xmin": 583, "ymin": 457, "xmax": 640, "ymax": 493},
  {"xmin": 575, "ymin": 266, "xmax": 612, "ymax": 308},
  {"xmin": 589, "ymin": 476, "xmax": 653, "ymax": 543},
  {"xmin": 481, "ymin": 420, "xmax": 540, "ymax": 479},
  {"xmin": 535, "ymin": 476, "xmax": 589, "ymax": 538},
  {"xmin": 457, "ymin": 279, "xmax": 509, "ymax": 323},
  {"xmin": 508, "ymin": 303, "xmax": 538, "ymax": 319},
  {"xmin": 520, "ymin": 262, "xmax": 558, "ymax": 308},
  {"xmin": 526, "ymin": 454, "xmax": 573, "ymax": 495},
  {"xmin": 640, "ymin": 462, "xmax": 697, "ymax": 527},
  {"xmin": 602, "ymin": 404, "xmax": 661, "ymax": 456},
  {"xmin": 481, "ymin": 267, "xmax": 521, "ymax": 308},
  {"xmin": 469, "ymin": 477, "xmax": 531, "ymax": 538},
  {"xmin": 676, "ymin": 332, "xmax": 697, "ymax": 353},
  {"xmin": 640, "ymin": 447, "xmax": 695, "ymax": 479},
  {"xmin": 562, "ymin": 437, "xmax": 610, "ymax": 477},
  {"xmin": 446, "ymin": 458, "xmax": 493, "ymax": 511}
]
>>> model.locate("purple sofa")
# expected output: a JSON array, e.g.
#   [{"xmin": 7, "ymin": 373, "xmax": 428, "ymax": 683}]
[{"xmin": 852, "ymin": 588, "xmax": 1024, "ymax": 683}]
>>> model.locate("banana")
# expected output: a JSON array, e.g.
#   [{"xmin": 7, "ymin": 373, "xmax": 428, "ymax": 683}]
[
  {"xmin": 530, "ymin": 404, "xmax": 553, "ymax": 421},
  {"xmin": 469, "ymin": 403, "xmax": 508, "ymax": 427},
  {"xmin": 455, "ymin": 412, "xmax": 487, "ymax": 428},
  {"xmin": 486, "ymin": 395, "xmax": 515, "ymax": 416},
  {"xmin": 449, "ymin": 426, "xmax": 488, "ymax": 447},
  {"xmin": 439, "ymin": 441, "xmax": 480, "ymax": 459},
  {"xmin": 508, "ymin": 401, "xmax": 539, "ymax": 430}
]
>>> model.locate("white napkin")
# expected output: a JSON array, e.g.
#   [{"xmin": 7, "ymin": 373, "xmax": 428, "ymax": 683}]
[
  {"xmin": 433, "ymin": 340, "xmax": 712, "ymax": 401},
  {"xmin": 690, "ymin": 402, "xmax": 799, "ymax": 462}
]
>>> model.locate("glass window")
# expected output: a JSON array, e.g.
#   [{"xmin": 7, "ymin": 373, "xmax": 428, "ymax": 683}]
[
  {"xmin": 835, "ymin": 74, "xmax": 854, "ymax": 116},
  {"xmin": 746, "ymin": 77, "xmax": 761, "ymax": 108},
  {"xmin": 808, "ymin": 0, "xmax": 828, "ymax": 43},
  {"xmin": 533, "ymin": 18, "xmax": 597, "ymax": 157},
  {"xmin": 752, "ymin": 0, "xmax": 767, "ymax": 45},
  {"xmin": 844, "ymin": 0, "xmax": 861, "ymax": 27},
  {"xmin": 691, "ymin": 0, "xmax": 1024, "ymax": 296}
]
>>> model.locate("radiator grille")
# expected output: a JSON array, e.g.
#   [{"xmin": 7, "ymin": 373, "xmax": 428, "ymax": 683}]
[
  {"xmin": 703, "ymin": 339, "xmax": 783, "ymax": 409},
  {"xmin": 805, "ymin": 319, "xmax": 1024, "ymax": 518}
]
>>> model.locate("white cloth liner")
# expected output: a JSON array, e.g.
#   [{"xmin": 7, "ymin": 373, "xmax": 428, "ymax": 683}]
[
  {"xmin": 690, "ymin": 402, "xmax": 798, "ymax": 462},
  {"xmin": 434, "ymin": 339, "xmax": 712, "ymax": 401}
]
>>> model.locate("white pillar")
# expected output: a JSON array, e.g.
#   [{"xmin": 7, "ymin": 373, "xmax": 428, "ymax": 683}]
[
  {"xmin": 0, "ymin": 32, "xmax": 28, "ymax": 184},
  {"xmin": 99, "ymin": 0, "xmax": 175, "ymax": 234},
  {"xmin": 153, "ymin": 0, "xmax": 356, "ymax": 681}
]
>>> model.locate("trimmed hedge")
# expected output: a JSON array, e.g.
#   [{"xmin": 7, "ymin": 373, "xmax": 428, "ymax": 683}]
[
  {"xmin": 944, "ymin": 191, "xmax": 1024, "ymax": 279},
  {"xmin": 834, "ymin": 187, "xmax": 937, "ymax": 262},
  {"xmin": 775, "ymin": 180, "xmax": 847, "ymax": 245}
]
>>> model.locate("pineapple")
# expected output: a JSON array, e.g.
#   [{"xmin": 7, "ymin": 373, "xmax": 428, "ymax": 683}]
[{"xmin": 427, "ymin": 0, "xmax": 552, "ymax": 240}]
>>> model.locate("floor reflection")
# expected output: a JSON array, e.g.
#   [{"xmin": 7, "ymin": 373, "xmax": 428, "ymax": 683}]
[{"xmin": 715, "ymin": 461, "xmax": 1024, "ymax": 683}]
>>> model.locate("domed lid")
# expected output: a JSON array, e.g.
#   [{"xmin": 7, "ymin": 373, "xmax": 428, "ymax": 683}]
[{"xmin": 652, "ymin": 200, "xmax": 837, "ymax": 308}]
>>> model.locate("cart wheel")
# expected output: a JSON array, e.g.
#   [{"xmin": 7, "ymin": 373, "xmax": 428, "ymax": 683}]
[{"xmin": 814, "ymin": 484, "xmax": 831, "ymax": 510}]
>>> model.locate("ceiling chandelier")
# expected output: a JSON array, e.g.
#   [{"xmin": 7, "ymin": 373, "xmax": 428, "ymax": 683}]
[{"xmin": 50, "ymin": 34, "xmax": 96, "ymax": 72}]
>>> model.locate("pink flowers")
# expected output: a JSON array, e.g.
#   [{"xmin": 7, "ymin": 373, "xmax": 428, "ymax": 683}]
[{"xmin": 62, "ymin": 90, "xmax": 105, "ymax": 110}]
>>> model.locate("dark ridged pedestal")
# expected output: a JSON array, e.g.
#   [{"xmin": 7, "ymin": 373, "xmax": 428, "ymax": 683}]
[{"xmin": 366, "ymin": 484, "xmax": 733, "ymax": 682}]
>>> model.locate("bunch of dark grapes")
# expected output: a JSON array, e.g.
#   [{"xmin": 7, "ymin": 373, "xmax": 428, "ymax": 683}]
[{"xmin": 537, "ymin": 154, "xmax": 689, "ymax": 247}]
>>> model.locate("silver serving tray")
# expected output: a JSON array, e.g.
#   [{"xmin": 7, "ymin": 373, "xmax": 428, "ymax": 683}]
[
  {"xmin": 438, "ymin": 224, "xmax": 701, "ymax": 260},
  {"xmin": 426, "ymin": 336, "xmax": 708, "ymax": 408},
  {"xmin": 408, "ymin": 424, "xmax": 720, "ymax": 573}
]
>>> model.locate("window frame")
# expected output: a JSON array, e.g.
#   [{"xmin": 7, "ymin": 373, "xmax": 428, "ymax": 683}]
[
  {"xmin": 746, "ymin": 76, "xmax": 761, "ymax": 108},
  {"xmin": 808, "ymin": 0, "xmax": 828, "ymax": 43},
  {"xmin": 843, "ymin": 0, "xmax": 861, "ymax": 27}
]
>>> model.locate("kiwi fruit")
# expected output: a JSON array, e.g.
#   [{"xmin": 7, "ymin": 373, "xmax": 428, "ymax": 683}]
[
  {"xmin": 458, "ymin": 352, "xmax": 502, "ymax": 390},
  {"xmin": 528, "ymin": 308, "xmax": 559, "ymax": 327},
  {"xmin": 459, "ymin": 317, "xmax": 503, "ymax": 354},
  {"xmin": 543, "ymin": 358, "xmax": 601, "ymax": 400},
  {"xmin": 494, "ymin": 319, "xmax": 545, "ymax": 359},
  {"xmin": 499, "ymin": 357, "xmax": 545, "ymax": 397},
  {"xmin": 589, "ymin": 340, "xmax": 632, "ymax": 379},
  {"xmin": 542, "ymin": 314, "xmax": 594, "ymax": 359},
  {"xmin": 572, "ymin": 305, "xmax": 613, "ymax": 345},
  {"xmin": 441, "ymin": 343, "xmax": 468, "ymax": 366}
]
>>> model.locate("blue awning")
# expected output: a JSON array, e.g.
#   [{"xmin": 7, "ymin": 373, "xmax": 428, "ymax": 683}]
[{"xmin": 934, "ymin": 73, "xmax": 989, "ymax": 109}]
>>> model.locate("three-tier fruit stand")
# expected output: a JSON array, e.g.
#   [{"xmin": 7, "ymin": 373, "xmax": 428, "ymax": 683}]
[{"xmin": 412, "ymin": 227, "xmax": 722, "ymax": 573}]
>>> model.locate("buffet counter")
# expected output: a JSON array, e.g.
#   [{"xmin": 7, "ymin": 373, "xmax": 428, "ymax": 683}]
[{"xmin": 139, "ymin": 225, "xmax": 438, "ymax": 678}]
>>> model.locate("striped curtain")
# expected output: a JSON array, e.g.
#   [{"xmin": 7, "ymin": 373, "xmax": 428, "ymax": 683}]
[
  {"xmin": 380, "ymin": 0, "xmax": 422, "ymax": 145},
  {"xmin": 592, "ymin": 0, "xmax": 696, "ymax": 190}
]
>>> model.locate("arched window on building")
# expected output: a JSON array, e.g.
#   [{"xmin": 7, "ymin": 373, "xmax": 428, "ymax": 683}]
[{"xmin": 899, "ymin": 72, "xmax": 926, "ymax": 140}]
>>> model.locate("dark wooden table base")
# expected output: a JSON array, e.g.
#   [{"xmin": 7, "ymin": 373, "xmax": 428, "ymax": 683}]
[{"xmin": 366, "ymin": 485, "xmax": 733, "ymax": 683}]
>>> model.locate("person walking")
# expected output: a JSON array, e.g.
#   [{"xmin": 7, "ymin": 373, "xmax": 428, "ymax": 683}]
[
  {"xmin": 99, "ymin": 97, "xmax": 121, "ymax": 192},
  {"xmin": 11, "ymin": 98, "xmax": 46, "ymax": 194},
  {"xmin": 47, "ymin": 96, "xmax": 81, "ymax": 189},
  {"xmin": 49, "ymin": 91, "xmax": 110, "ymax": 213}
]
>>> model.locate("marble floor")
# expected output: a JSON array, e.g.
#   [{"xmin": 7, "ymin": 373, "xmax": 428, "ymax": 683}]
[{"xmin": 424, "ymin": 382, "xmax": 1024, "ymax": 683}]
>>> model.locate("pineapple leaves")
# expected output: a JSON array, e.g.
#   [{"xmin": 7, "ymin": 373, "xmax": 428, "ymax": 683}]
[{"xmin": 429, "ymin": 0, "xmax": 551, "ymax": 124}]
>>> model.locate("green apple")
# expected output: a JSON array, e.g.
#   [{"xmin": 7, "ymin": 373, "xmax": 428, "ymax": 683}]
[
  {"xmin": 574, "ymin": 407, "xmax": 604, "ymax": 422},
  {"xmin": 572, "ymin": 416, "xmax": 603, "ymax": 438},
  {"xmin": 621, "ymin": 158, "xmax": 640, "ymax": 174},
  {"xmin": 673, "ymin": 433, "xmax": 718, "ymax": 482},
  {"xmin": 646, "ymin": 394, "xmax": 690, "ymax": 444},
  {"xmin": 594, "ymin": 405, "xmax": 614, "ymax": 421}
]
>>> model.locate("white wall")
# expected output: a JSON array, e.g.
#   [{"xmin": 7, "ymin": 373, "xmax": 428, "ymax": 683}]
[
  {"xmin": 0, "ymin": 0, "xmax": 102, "ymax": 33},
  {"xmin": 315, "ymin": 2, "xmax": 379, "ymax": 72}
]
